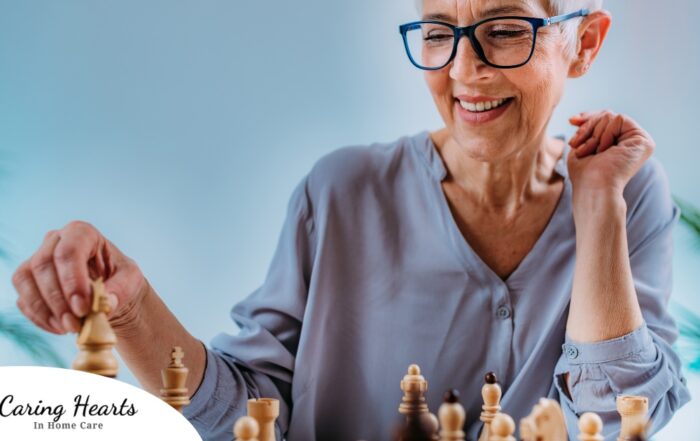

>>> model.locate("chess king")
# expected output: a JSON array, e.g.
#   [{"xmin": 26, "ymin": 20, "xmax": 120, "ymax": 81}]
[{"xmin": 12, "ymin": 0, "xmax": 690, "ymax": 439}]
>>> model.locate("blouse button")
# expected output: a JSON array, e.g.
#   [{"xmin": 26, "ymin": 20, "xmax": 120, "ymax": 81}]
[
  {"xmin": 564, "ymin": 344, "xmax": 579, "ymax": 360},
  {"xmin": 496, "ymin": 305, "xmax": 511, "ymax": 320}
]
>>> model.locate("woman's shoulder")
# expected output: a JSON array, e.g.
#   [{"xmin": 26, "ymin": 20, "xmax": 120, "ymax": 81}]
[
  {"xmin": 623, "ymin": 155, "xmax": 678, "ymax": 252},
  {"xmin": 305, "ymin": 131, "xmax": 430, "ymax": 194}
]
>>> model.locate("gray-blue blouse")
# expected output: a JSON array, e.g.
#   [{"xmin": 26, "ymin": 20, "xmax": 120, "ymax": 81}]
[{"xmin": 183, "ymin": 131, "xmax": 690, "ymax": 441}]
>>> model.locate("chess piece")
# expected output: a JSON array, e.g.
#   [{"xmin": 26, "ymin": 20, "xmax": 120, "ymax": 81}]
[
  {"xmin": 398, "ymin": 364, "xmax": 438, "ymax": 441},
  {"xmin": 490, "ymin": 413, "xmax": 516, "ymax": 441},
  {"xmin": 72, "ymin": 278, "xmax": 118, "ymax": 377},
  {"xmin": 478, "ymin": 372, "xmax": 501, "ymax": 441},
  {"xmin": 247, "ymin": 398, "xmax": 279, "ymax": 441},
  {"xmin": 160, "ymin": 346, "xmax": 191, "ymax": 412},
  {"xmin": 519, "ymin": 416, "xmax": 535, "ymax": 441},
  {"xmin": 578, "ymin": 412, "xmax": 603, "ymax": 441},
  {"xmin": 616, "ymin": 395, "xmax": 648, "ymax": 441},
  {"xmin": 521, "ymin": 398, "xmax": 567, "ymax": 441},
  {"xmin": 438, "ymin": 389, "xmax": 465, "ymax": 441},
  {"xmin": 234, "ymin": 416, "xmax": 260, "ymax": 441}
]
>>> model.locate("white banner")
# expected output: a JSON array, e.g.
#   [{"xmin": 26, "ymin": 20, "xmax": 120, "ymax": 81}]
[{"xmin": 0, "ymin": 366, "xmax": 202, "ymax": 441}]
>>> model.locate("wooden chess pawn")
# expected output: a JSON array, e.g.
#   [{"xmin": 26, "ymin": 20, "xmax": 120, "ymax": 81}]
[
  {"xmin": 72, "ymin": 278, "xmax": 118, "ymax": 377},
  {"xmin": 616, "ymin": 395, "xmax": 648, "ymax": 441},
  {"xmin": 489, "ymin": 413, "xmax": 515, "ymax": 441},
  {"xmin": 578, "ymin": 412, "xmax": 603, "ymax": 441},
  {"xmin": 247, "ymin": 398, "xmax": 279, "ymax": 441},
  {"xmin": 234, "ymin": 416, "xmax": 260, "ymax": 441},
  {"xmin": 478, "ymin": 372, "xmax": 501, "ymax": 441},
  {"xmin": 160, "ymin": 346, "xmax": 191, "ymax": 412},
  {"xmin": 439, "ymin": 389, "xmax": 465, "ymax": 441}
]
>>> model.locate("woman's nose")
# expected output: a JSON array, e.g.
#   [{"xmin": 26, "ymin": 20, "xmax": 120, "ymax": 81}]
[{"xmin": 449, "ymin": 37, "xmax": 494, "ymax": 82}]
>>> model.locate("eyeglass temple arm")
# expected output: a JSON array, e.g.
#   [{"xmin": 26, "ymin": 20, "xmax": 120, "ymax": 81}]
[{"xmin": 545, "ymin": 8, "xmax": 590, "ymax": 25}]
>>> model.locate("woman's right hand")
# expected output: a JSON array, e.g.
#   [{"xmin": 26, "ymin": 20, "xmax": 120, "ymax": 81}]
[{"xmin": 12, "ymin": 221, "xmax": 146, "ymax": 335}]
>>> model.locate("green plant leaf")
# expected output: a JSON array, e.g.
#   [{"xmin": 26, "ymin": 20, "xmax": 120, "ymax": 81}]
[
  {"xmin": 671, "ymin": 302, "xmax": 700, "ymax": 373},
  {"xmin": 674, "ymin": 196, "xmax": 700, "ymax": 248},
  {"xmin": 0, "ymin": 313, "xmax": 66, "ymax": 368}
]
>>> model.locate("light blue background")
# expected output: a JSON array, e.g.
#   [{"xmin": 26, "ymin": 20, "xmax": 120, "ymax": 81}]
[{"xmin": 0, "ymin": 1, "xmax": 698, "ymax": 438}]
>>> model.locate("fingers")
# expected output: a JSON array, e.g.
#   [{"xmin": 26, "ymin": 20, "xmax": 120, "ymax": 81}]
[
  {"xmin": 28, "ymin": 231, "xmax": 80, "ymax": 333},
  {"xmin": 569, "ymin": 111, "xmax": 621, "ymax": 158},
  {"xmin": 597, "ymin": 113, "xmax": 624, "ymax": 154},
  {"xmin": 13, "ymin": 221, "xmax": 106, "ymax": 335},
  {"xmin": 13, "ymin": 262, "xmax": 64, "ymax": 334},
  {"xmin": 55, "ymin": 221, "xmax": 101, "ymax": 317}
]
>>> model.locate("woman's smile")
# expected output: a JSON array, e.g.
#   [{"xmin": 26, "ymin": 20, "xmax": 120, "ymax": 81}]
[{"xmin": 454, "ymin": 96, "xmax": 515, "ymax": 125}]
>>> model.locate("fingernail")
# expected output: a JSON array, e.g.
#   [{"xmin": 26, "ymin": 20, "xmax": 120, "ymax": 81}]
[
  {"xmin": 71, "ymin": 295, "xmax": 88, "ymax": 317},
  {"xmin": 49, "ymin": 317, "xmax": 65, "ymax": 334},
  {"xmin": 61, "ymin": 312, "xmax": 80, "ymax": 333}
]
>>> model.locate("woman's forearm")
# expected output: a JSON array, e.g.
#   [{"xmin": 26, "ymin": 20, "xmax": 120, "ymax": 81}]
[
  {"xmin": 567, "ymin": 191, "xmax": 644, "ymax": 343},
  {"xmin": 109, "ymin": 279, "xmax": 206, "ymax": 397}
]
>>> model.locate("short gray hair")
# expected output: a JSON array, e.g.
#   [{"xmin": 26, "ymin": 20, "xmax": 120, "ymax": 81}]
[{"xmin": 412, "ymin": 0, "xmax": 604, "ymax": 59}]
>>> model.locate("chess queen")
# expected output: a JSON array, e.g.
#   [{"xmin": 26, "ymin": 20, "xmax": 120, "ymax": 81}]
[{"xmin": 12, "ymin": 0, "xmax": 690, "ymax": 440}]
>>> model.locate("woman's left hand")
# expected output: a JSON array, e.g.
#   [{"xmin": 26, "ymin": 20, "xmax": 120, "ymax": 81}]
[{"xmin": 567, "ymin": 110, "xmax": 655, "ymax": 197}]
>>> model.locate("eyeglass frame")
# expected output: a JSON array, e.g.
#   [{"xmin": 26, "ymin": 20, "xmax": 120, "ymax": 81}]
[{"xmin": 398, "ymin": 9, "xmax": 589, "ymax": 70}]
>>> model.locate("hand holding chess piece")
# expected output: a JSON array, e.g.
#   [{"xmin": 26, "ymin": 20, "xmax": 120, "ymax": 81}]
[
  {"xmin": 72, "ymin": 278, "xmax": 118, "ymax": 377},
  {"xmin": 160, "ymin": 346, "xmax": 191, "ymax": 412}
]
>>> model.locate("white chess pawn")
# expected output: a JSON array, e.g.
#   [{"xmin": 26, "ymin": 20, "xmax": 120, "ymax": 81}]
[
  {"xmin": 234, "ymin": 416, "xmax": 260, "ymax": 441},
  {"xmin": 490, "ymin": 413, "xmax": 515, "ymax": 441},
  {"xmin": 438, "ymin": 389, "xmax": 465, "ymax": 441},
  {"xmin": 578, "ymin": 412, "xmax": 603, "ymax": 441}
]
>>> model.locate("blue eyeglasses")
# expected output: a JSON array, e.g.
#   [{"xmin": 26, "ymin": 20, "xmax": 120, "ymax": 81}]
[{"xmin": 399, "ymin": 9, "xmax": 589, "ymax": 70}]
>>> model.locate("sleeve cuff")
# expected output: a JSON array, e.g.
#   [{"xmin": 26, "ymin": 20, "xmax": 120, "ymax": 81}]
[
  {"xmin": 183, "ymin": 345, "xmax": 221, "ymax": 419},
  {"xmin": 561, "ymin": 322, "xmax": 655, "ymax": 365}
]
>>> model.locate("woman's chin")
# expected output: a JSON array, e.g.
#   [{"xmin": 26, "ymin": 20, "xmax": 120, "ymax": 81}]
[{"xmin": 450, "ymin": 132, "xmax": 516, "ymax": 162}]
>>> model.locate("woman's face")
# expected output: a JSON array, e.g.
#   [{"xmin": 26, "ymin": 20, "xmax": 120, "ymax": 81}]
[{"xmin": 422, "ymin": 0, "xmax": 574, "ymax": 161}]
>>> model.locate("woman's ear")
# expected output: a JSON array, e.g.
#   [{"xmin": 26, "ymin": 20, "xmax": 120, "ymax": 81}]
[{"xmin": 568, "ymin": 10, "xmax": 612, "ymax": 78}]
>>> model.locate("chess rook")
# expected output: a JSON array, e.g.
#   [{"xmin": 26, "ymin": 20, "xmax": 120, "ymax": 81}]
[
  {"xmin": 478, "ymin": 372, "xmax": 501, "ymax": 441},
  {"xmin": 160, "ymin": 346, "xmax": 191, "ymax": 412},
  {"xmin": 72, "ymin": 278, "xmax": 118, "ymax": 377},
  {"xmin": 247, "ymin": 398, "xmax": 279, "ymax": 441},
  {"xmin": 616, "ymin": 395, "xmax": 648, "ymax": 441}
]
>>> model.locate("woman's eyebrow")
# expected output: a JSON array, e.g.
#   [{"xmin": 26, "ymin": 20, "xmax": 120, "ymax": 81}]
[
  {"xmin": 422, "ymin": 12, "xmax": 455, "ymax": 22},
  {"xmin": 481, "ymin": 5, "xmax": 530, "ymax": 17},
  {"xmin": 422, "ymin": 6, "xmax": 531, "ymax": 23}
]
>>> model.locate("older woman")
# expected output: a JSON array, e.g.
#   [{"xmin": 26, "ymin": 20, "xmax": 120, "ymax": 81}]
[{"xmin": 12, "ymin": 0, "xmax": 690, "ymax": 440}]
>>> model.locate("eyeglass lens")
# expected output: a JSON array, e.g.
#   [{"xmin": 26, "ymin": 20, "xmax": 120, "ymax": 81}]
[{"xmin": 404, "ymin": 19, "xmax": 535, "ymax": 69}]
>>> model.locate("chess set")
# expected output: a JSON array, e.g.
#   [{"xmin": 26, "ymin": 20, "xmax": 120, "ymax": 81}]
[{"xmin": 72, "ymin": 279, "xmax": 650, "ymax": 441}]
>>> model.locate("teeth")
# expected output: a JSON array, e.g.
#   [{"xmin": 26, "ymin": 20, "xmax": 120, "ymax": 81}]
[{"xmin": 459, "ymin": 98, "xmax": 509, "ymax": 113}]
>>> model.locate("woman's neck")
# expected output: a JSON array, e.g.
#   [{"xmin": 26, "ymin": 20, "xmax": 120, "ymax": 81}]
[{"xmin": 431, "ymin": 128, "xmax": 564, "ymax": 216}]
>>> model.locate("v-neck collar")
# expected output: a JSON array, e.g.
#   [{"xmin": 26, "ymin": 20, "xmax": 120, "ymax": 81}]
[{"xmin": 412, "ymin": 130, "xmax": 572, "ymax": 287}]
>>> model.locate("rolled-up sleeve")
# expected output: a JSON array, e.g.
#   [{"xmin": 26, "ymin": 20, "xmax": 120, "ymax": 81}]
[
  {"xmin": 554, "ymin": 159, "xmax": 691, "ymax": 440},
  {"xmin": 183, "ymin": 176, "xmax": 315, "ymax": 441}
]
